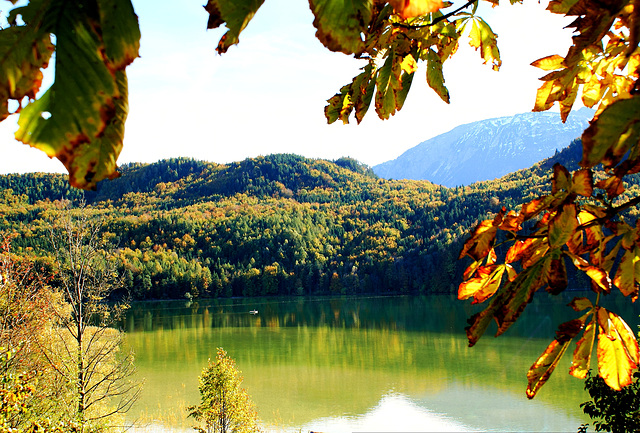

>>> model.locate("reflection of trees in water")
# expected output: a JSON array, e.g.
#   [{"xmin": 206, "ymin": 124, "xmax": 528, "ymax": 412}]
[
  {"xmin": 123, "ymin": 295, "xmax": 601, "ymax": 427},
  {"xmin": 124, "ymin": 292, "xmax": 638, "ymax": 337},
  {"xmin": 121, "ymin": 294, "xmax": 627, "ymax": 392}
]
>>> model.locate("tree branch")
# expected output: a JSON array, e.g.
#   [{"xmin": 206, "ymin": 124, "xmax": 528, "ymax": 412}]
[{"xmin": 392, "ymin": 0, "xmax": 478, "ymax": 29}]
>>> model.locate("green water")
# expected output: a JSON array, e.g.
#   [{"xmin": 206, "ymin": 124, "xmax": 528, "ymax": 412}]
[{"xmin": 122, "ymin": 293, "xmax": 638, "ymax": 432}]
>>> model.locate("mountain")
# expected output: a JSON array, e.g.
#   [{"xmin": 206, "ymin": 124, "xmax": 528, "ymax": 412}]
[
  {"xmin": 7, "ymin": 142, "xmax": 636, "ymax": 300},
  {"xmin": 373, "ymin": 108, "xmax": 593, "ymax": 187}
]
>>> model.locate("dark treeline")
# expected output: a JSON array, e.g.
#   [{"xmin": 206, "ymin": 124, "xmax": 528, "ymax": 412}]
[{"xmin": 2, "ymin": 142, "xmax": 626, "ymax": 300}]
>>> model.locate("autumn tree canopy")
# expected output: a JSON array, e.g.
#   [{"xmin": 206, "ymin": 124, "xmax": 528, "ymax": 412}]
[{"xmin": 2, "ymin": 0, "xmax": 640, "ymax": 398}]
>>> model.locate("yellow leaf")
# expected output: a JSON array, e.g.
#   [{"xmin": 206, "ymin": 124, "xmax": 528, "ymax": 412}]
[
  {"xmin": 613, "ymin": 247, "xmax": 640, "ymax": 298},
  {"xmin": 533, "ymin": 80, "xmax": 555, "ymax": 112},
  {"xmin": 570, "ymin": 318, "xmax": 595, "ymax": 379},
  {"xmin": 597, "ymin": 308, "xmax": 638, "ymax": 390},
  {"xmin": 531, "ymin": 54, "xmax": 565, "ymax": 71},
  {"xmin": 389, "ymin": 0, "xmax": 444, "ymax": 19},
  {"xmin": 400, "ymin": 54, "xmax": 418, "ymax": 74},
  {"xmin": 468, "ymin": 18, "xmax": 501, "ymax": 71}
]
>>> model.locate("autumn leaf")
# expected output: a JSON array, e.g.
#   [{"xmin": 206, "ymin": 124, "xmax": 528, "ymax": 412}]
[
  {"xmin": 425, "ymin": 48, "xmax": 449, "ymax": 103},
  {"xmin": 389, "ymin": 0, "xmax": 445, "ymax": 19},
  {"xmin": 520, "ymin": 196, "xmax": 554, "ymax": 221},
  {"xmin": 459, "ymin": 220, "xmax": 497, "ymax": 261},
  {"xmin": 582, "ymin": 96, "xmax": 640, "ymax": 169},
  {"xmin": 597, "ymin": 308, "xmax": 639, "ymax": 390},
  {"xmin": 549, "ymin": 204, "xmax": 578, "ymax": 249},
  {"xmin": 205, "ymin": 0, "xmax": 265, "ymax": 54},
  {"xmin": 467, "ymin": 17, "xmax": 501, "ymax": 71},
  {"xmin": 495, "ymin": 254, "xmax": 561, "ymax": 337},
  {"xmin": 568, "ymin": 297, "xmax": 593, "ymax": 312},
  {"xmin": 505, "ymin": 237, "xmax": 547, "ymax": 266},
  {"xmin": 526, "ymin": 338, "xmax": 572, "ymax": 399},
  {"xmin": 613, "ymin": 246, "xmax": 640, "ymax": 299},
  {"xmin": 308, "ymin": 0, "xmax": 373, "ymax": 55},
  {"xmin": 458, "ymin": 264, "xmax": 507, "ymax": 304},
  {"xmin": 569, "ymin": 318, "xmax": 595, "ymax": 379},
  {"xmin": 552, "ymin": 164, "xmax": 571, "ymax": 194},
  {"xmin": 571, "ymin": 169, "xmax": 594, "ymax": 197},
  {"xmin": 13, "ymin": 0, "xmax": 140, "ymax": 190},
  {"xmin": 531, "ymin": 54, "xmax": 565, "ymax": 71},
  {"xmin": 0, "ymin": 23, "xmax": 54, "ymax": 122}
]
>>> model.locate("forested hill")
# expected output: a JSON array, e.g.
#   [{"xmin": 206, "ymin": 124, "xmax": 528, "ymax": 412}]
[{"xmin": 1, "ymin": 145, "xmax": 622, "ymax": 299}]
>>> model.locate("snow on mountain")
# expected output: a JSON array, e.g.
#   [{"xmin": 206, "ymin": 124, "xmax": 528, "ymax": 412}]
[{"xmin": 373, "ymin": 108, "xmax": 593, "ymax": 187}]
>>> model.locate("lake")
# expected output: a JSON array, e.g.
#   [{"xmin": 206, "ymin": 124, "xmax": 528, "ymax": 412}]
[{"xmin": 121, "ymin": 293, "xmax": 639, "ymax": 432}]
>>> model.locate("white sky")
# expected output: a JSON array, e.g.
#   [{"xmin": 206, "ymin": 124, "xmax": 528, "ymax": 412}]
[{"xmin": 0, "ymin": 0, "xmax": 575, "ymax": 174}]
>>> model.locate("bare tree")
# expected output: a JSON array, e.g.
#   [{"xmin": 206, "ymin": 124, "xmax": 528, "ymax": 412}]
[{"xmin": 43, "ymin": 201, "xmax": 141, "ymax": 431}]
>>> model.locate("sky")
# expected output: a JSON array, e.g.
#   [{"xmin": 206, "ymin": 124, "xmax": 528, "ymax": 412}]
[{"xmin": 0, "ymin": 0, "xmax": 576, "ymax": 175}]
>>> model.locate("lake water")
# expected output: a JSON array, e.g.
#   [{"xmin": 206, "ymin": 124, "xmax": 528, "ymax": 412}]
[{"xmin": 121, "ymin": 293, "xmax": 639, "ymax": 432}]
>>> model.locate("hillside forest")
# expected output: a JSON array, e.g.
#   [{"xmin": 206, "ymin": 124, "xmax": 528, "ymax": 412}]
[{"xmin": 2, "ymin": 141, "xmax": 630, "ymax": 301}]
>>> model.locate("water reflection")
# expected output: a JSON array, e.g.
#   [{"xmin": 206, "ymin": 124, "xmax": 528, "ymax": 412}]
[{"xmin": 123, "ymin": 293, "xmax": 637, "ymax": 432}]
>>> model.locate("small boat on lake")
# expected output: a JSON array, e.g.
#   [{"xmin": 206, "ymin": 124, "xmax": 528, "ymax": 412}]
[{"xmin": 249, "ymin": 310, "xmax": 258, "ymax": 315}]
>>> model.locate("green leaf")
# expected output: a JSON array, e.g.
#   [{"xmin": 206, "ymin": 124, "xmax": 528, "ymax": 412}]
[
  {"xmin": 425, "ymin": 48, "xmax": 449, "ymax": 103},
  {"xmin": 581, "ymin": 96, "xmax": 640, "ymax": 169},
  {"xmin": 205, "ymin": 0, "xmax": 265, "ymax": 54},
  {"xmin": 549, "ymin": 204, "xmax": 578, "ymax": 249},
  {"xmin": 13, "ymin": 0, "xmax": 139, "ymax": 189},
  {"xmin": 308, "ymin": 0, "xmax": 373, "ymax": 55},
  {"xmin": 97, "ymin": 0, "xmax": 141, "ymax": 69}
]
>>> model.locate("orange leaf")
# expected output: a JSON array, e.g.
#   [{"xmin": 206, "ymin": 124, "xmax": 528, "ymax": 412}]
[
  {"xmin": 459, "ymin": 218, "xmax": 499, "ymax": 261},
  {"xmin": 498, "ymin": 210, "xmax": 522, "ymax": 232},
  {"xmin": 389, "ymin": 0, "xmax": 444, "ymax": 19},
  {"xmin": 572, "ymin": 169, "xmax": 594, "ymax": 197},
  {"xmin": 458, "ymin": 265, "xmax": 506, "ymax": 304},
  {"xmin": 596, "ymin": 176, "xmax": 625, "ymax": 199},
  {"xmin": 520, "ymin": 196, "xmax": 553, "ymax": 221},
  {"xmin": 526, "ymin": 338, "xmax": 572, "ymax": 399},
  {"xmin": 506, "ymin": 237, "xmax": 548, "ymax": 267}
]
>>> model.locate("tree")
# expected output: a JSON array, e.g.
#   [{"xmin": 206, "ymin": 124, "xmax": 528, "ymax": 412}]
[
  {"xmin": 43, "ymin": 202, "xmax": 140, "ymax": 431},
  {"xmin": 2, "ymin": 0, "xmax": 640, "ymax": 398},
  {"xmin": 0, "ymin": 234, "xmax": 58, "ymax": 430},
  {"xmin": 579, "ymin": 370, "xmax": 640, "ymax": 433},
  {"xmin": 188, "ymin": 348, "xmax": 260, "ymax": 433}
]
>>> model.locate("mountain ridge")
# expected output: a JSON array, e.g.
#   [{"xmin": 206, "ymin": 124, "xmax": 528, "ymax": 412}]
[{"xmin": 373, "ymin": 108, "xmax": 593, "ymax": 187}]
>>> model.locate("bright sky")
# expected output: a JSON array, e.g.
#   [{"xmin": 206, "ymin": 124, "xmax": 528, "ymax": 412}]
[{"xmin": 0, "ymin": 0, "xmax": 575, "ymax": 174}]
